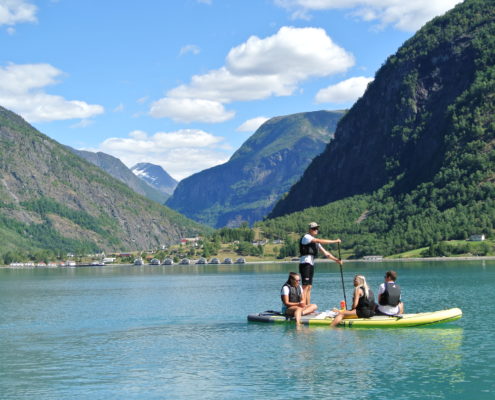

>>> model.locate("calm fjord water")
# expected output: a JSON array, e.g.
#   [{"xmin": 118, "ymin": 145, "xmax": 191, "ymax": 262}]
[{"xmin": 1, "ymin": 261, "xmax": 494, "ymax": 399}]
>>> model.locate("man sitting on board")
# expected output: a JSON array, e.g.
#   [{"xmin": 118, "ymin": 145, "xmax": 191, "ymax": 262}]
[
  {"xmin": 375, "ymin": 270, "xmax": 404, "ymax": 316},
  {"xmin": 281, "ymin": 272, "xmax": 317, "ymax": 325}
]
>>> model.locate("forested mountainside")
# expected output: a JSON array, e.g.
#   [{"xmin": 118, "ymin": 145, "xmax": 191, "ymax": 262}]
[
  {"xmin": 166, "ymin": 110, "xmax": 344, "ymax": 227},
  {"xmin": 261, "ymin": 0, "xmax": 495, "ymax": 256},
  {"xmin": 0, "ymin": 106, "xmax": 207, "ymax": 258},
  {"xmin": 69, "ymin": 148, "xmax": 168, "ymax": 204},
  {"xmin": 131, "ymin": 163, "xmax": 177, "ymax": 196}
]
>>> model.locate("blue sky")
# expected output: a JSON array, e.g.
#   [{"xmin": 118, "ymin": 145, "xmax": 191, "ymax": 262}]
[{"xmin": 0, "ymin": 0, "xmax": 462, "ymax": 180}]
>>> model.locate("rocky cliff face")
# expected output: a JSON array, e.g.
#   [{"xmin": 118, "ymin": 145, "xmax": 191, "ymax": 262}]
[
  {"xmin": 166, "ymin": 110, "xmax": 344, "ymax": 227},
  {"xmin": 0, "ymin": 106, "xmax": 206, "ymax": 253},
  {"xmin": 270, "ymin": 0, "xmax": 494, "ymax": 218},
  {"xmin": 69, "ymin": 148, "xmax": 168, "ymax": 204}
]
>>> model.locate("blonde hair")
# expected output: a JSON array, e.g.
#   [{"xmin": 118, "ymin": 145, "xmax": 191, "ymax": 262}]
[{"xmin": 355, "ymin": 274, "xmax": 370, "ymax": 298}]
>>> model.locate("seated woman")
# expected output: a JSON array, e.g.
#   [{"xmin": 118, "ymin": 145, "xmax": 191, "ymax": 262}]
[
  {"xmin": 331, "ymin": 275, "xmax": 375, "ymax": 327},
  {"xmin": 281, "ymin": 272, "xmax": 318, "ymax": 325}
]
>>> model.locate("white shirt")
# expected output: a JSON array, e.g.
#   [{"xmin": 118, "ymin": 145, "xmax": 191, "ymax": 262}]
[
  {"xmin": 377, "ymin": 282, "xmax": 401, "ymax": 315},
  {"xmin": 299, "ymin": 233, "xmax": 324, "ymax": 265}
]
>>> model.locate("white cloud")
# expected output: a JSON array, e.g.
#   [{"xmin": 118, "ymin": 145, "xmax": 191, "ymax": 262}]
[
  {"xmin": 113, "ymin": 103, "xmax": 124, "ymax": 112},
  {"xmin": 99, "ymin": 129, "xmax": 229, "ymax": 180},
  {"xmin": 227, "ymin": 26, "xmax": 353, "ymax": 79},
  {"xmin": 70, "ymin": 119, "xmax": 94, "ymax": 129},
  {"xmin": 129, "ymin": 130, "xmax": 148, "ymax": 140},
  {"xmin": 167, "ymin": 67, "xmax": 295, "ymax": 103},
  {"xmin": 179, "ymin": 44, "xmax": 201, "ymax": 56},
  {"xmin": 0, "ymin": 63, "xmax": 60, "ymax": 94},
  {"xmin": 275, "ymin": 0, "xmax": 462, "ymax": 31},
  {"xmin": 151, "ymin": 26, "xmax": 354, "ymax": 123},
  {"xmin": 150, "ymin": 97, "xmax": 235, "ymax": 123},
  {"xmin": 0, "ymin": 63, "xmax": 104, "ymax": 122},
  {"xmin": 315, "ymin": 76, "xmax": 373, "ymax": 104},
  {"xmin": 236, "ymin": 116, "xmax": 270, "ymax": 132},
  {"xmin": 0, "ymin": 0, "xmax": 37, "ymax": 26}
]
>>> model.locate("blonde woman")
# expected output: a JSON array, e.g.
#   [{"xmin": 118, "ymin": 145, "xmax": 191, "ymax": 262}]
[{"xmin": 331, "ymin": 275, "xmax": 375, "ymax": 327}]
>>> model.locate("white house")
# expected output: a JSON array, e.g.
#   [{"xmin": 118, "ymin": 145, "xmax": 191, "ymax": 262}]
[
  {"xmin": 469, "ymin": 234, "xmax": 486, "ymax": 241},
  {"xmin": 363, "ymin": 255, "xmax": 384, "ymax": 261}
]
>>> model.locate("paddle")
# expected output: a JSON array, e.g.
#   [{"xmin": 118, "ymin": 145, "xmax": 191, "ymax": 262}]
[{"xmin": 338, "ymin": 242, "xmax": 348, "ymax": 309}]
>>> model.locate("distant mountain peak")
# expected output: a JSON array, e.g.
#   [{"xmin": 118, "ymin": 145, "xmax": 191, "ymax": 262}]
[
  {"xmin": 67, "ymin": 148, "xmax": 168, "ymax": 204},
  {"xmin": 131, "ymin": 163, "xmax": 178, "ymax": 196}
]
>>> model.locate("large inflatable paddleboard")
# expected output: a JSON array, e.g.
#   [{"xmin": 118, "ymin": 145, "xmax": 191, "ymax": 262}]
[{"xmin": 247, "ymin": 307, "xmax": 462, "ymax": 328}]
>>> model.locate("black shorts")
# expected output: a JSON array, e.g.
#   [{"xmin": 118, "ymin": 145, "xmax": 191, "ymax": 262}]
[{"xmin": 299, "ymin": 263, "xmax": 314, "ymax": 286}]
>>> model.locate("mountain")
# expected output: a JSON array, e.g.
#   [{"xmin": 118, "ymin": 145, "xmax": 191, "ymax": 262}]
[
  {"xmin": 131, "ymin": 163, "xmax": 177, "ymax": 196},
  {"xmin": 166, "ymin": 110, "xmax": 344, "ymax": 228},
  {"xmin": 270, "ymin": 0, "xmax": 495, "ymax": 218},
  {"xmin": 261, "ymin": 0, "xmax": 495, "ymax": 256},
  {"xmin": 68, "ymin": 148, "xmax": 168, "ymax": 204},
  {"xmin": 0, "ymin": 106, "xmax": 207, "ymax": 257}
]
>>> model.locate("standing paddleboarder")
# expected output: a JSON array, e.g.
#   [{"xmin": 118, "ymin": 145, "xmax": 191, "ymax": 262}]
[{"xmin": 299, "ymin": 222, "xmax": 343, "ymax": 306}]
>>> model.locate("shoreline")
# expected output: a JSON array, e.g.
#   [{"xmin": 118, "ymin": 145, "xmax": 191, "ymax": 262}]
[
  {"xmin": 340, "ymin": 255, "xmax": 495, "ymax": 263},
  {"xmin": 2, "ymin": 255, "xmax": 495, "ymax": 269}
]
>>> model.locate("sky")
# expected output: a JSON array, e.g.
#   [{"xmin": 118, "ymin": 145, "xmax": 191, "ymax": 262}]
[{"xmin": 0, "ymin": 0, "xmax": 463, "ymax": 181}]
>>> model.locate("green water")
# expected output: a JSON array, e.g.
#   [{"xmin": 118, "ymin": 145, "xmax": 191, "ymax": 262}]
[{"xmin": 0, "ymin": 261, "xmax": 494, "ymax": 399}]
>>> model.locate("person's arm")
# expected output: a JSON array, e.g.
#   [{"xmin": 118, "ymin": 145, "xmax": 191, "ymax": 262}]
[
  {"xmin": 281, "ymin": 294, "xmax": 304, "ymax": 308},
  {"xmin": 317, "ymin": 243, "xmax": 343, "ymax": 264},
  {"xmin": 313, "ymin": 238, "xmax": 341, "ymax": 245},
  {"xmin": 377, "ymin": 283, "xmax": 385, "ymax": 304},
  {"xmin": 351, "ymin": 287, "xmax": 362, "ymax": 310}
]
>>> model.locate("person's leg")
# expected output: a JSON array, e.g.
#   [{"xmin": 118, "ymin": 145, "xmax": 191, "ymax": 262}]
[
  {"xmin": 302, "ymin": 303, "xmax": 317, "ymax": 315},
  {"xmin": 331, "ymin": 309, "xmax": 357, "ymax": 327},
  {"xmin": 399, "ymin": 302, "xmax": 404, "ymax": 314},
  {"xmin": 331, "ymin": 313, "xmax": 344, "ymax": 327},
  {"xmin": 285, "ymin": 306, "xmax": 302, "ymax": 325},
  {"xmin": 303, "ymin": 284, "xmax": 312, "ymax": 306},
  {"xmin": 299, "ymin": 263, "xmax": 309, "ymax": 305},
  {"xmin": 294, "ymin": 307, "xmax": 303, "ymax": 325},
  {"xmin": 307, "ymin": 265, "xmax": 314, "ymax": 305},
  {"xmin": 299, "ymin": 263, "xmax": 314, "ymax": 305}
]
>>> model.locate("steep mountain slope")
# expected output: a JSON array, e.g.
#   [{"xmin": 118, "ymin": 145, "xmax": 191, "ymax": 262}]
[
  {"xmin": 270, "ymin": 0, "xmax": 495, "ymax": 218},
  {"xmin": 0, "ymin": 106, "xmax": 207, "ymax": 255},
  {"xmin": 69, "ymin": 148, "xmax": 168, "ymax": 204},
  {"xmin": 166, "ymin": 110, "xmax": 344, "ymax": 227},
  {"xmin": 131, "ymin": 163, "xmax": 177, "ymax": 196},
  {"xmin": 259, "ymin": 0, "xmax": 495, "ymax": 257}
]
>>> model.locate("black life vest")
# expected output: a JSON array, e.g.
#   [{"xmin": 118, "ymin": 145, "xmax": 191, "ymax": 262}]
[
  {"xmin": 282, "ymin": 283, "xmax": 302, "ymax": 303},
  {"xmin": 356, "ymin": 287, "xmax": 375, "ymax": 311},
  {"xmin": 355, "ymin": 287, "xmax": 376, "ymax": 318},
  {"xmin": 379, "ymin": 282, "xmax": 401, "ymax": 306},
  {"xmin": 299, "ymin": 236, "xmax": 318, "ymax": 257}
]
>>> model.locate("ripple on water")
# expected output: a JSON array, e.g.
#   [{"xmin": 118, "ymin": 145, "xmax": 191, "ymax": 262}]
[{"xmin": 1, "ymin": 262, "xmax": 494, "ymax": 399}]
